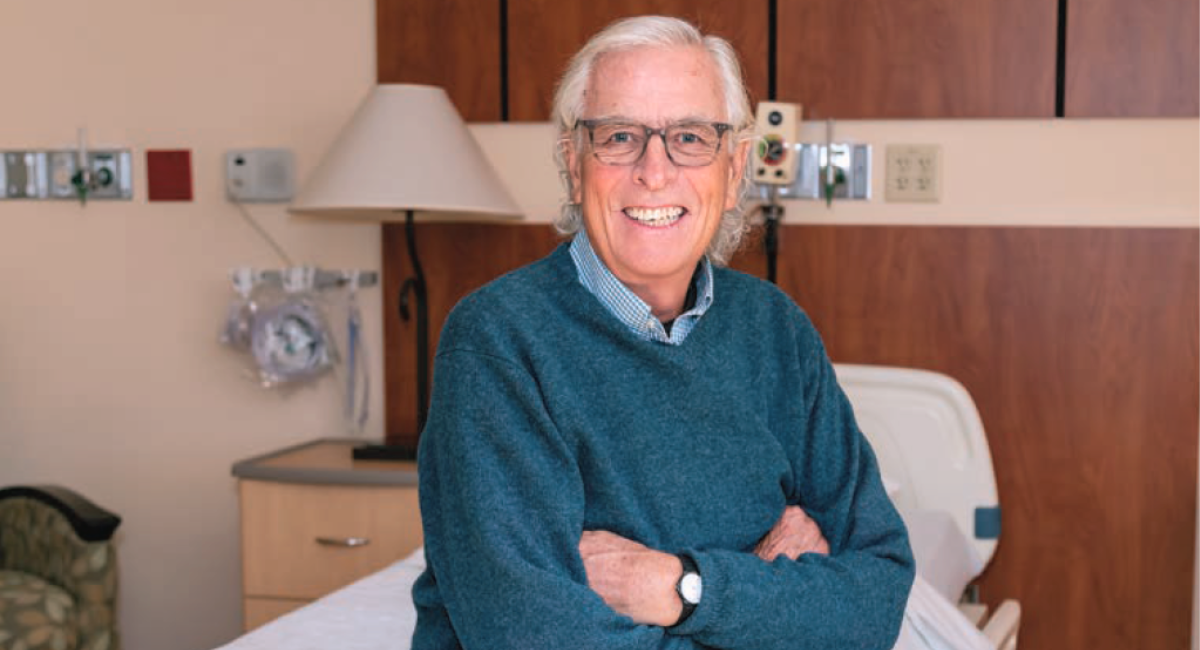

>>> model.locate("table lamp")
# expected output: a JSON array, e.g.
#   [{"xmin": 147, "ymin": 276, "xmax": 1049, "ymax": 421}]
[{"xmin": 291, "ymin": 84, "xmax": 521, "ymax": 460}]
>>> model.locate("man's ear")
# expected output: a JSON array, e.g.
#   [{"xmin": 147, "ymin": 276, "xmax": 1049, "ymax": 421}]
[
  {"xmin": 724, "ymin": 138, "xmax": 752, "ymax": 211},
  {"xmin": 564, "ymin": 139, "xmax": 583, "ymax": 204}
]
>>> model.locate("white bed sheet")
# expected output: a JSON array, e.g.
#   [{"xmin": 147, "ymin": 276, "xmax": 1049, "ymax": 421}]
[
  {"xmin": 902, "ymin": 507, "xmax": 984, "ymax": 604},
  {"xmin": 216, "ymin": 547, "xmax": 425, "ymax": 650},
  {"xmin": 896, "ymin": 574, "xmax": 992, "ymax": 650},
  {"xmin": 216, "ymin": 544, "xmax": 991, "ymax": 650}
]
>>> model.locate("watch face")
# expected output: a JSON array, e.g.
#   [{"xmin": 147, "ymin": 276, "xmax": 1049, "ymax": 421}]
[{"xmin": 680, "ymin": 572, "xmax": 703, "ymax": 605}]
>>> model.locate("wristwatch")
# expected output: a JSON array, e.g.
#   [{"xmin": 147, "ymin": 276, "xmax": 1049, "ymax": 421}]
[{"xmin": 673, "ymin": 553, "xmax": 702, "ymax": 627}]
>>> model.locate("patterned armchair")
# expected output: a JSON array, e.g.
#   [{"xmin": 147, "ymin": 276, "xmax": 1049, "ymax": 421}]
[{"xmin": 0, "ymin": 486, "xmax": 121, "ymax": 650}]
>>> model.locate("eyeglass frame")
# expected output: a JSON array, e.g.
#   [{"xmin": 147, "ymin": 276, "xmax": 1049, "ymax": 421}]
[{"xmin": 574, "ymin": 119, "xmax": 735, "ymax": 167}]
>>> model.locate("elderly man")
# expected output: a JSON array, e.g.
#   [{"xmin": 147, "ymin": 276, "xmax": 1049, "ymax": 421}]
[{"xmin": 412, "ymin": 15, "xmax": 913, "ymax": 650}]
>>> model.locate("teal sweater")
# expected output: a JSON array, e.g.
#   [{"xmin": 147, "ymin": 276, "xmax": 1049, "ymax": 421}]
[{"xmin": 413, "ymin": 244, "xmax": 913, "ymax": 649}]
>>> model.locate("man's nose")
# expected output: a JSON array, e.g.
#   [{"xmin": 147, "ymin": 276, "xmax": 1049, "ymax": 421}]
[{"xmin": 634, "ymin": 134, "xmax": 678, "ymax": 190}]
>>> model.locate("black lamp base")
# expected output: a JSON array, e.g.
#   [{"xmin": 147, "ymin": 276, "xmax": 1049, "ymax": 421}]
[{"xmin": 351, "ymin": 442, "xmax": 419, "ymax": 461}]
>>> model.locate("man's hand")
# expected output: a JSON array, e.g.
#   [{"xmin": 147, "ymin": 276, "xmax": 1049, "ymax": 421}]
[
  {"xmin": 754, "ymin": 505, "xmax": 830, "ymax": 561},
  {"xmin": 579, "ymin": 530, "xmax": 683, "ymax": 626}
]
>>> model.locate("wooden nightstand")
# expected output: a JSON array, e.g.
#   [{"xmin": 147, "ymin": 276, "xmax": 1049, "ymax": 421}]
[{"xmin": 232, "ymin": 439, "xmax": 422, "ymax": 631}]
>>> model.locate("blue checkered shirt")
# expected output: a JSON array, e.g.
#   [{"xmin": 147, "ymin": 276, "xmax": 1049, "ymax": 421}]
[{"xmin": 569, "ymin": 230, "xmax": 714, "ymax": 345}]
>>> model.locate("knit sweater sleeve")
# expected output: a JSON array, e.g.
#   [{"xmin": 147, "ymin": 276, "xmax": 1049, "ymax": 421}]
[
  {"xmin": 413, "ymin": 346, "xmax": 701, "ymax": 650},
  {"xmin": 670, "ymin": 315, "xmax": 914, "ymax": 650}
]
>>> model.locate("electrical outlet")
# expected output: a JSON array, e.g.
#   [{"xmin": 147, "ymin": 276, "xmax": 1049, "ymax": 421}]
[
  {"xmin": 1, "ymin": 151, "xmax": 47, "ymax": 199},
  {"xmin": 885, "ymin": 144, "xmax": 941, "ymax": 202}
]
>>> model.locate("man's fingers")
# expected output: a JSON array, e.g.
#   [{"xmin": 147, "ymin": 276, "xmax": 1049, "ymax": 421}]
[{"xmin": 753, "ymin": 505, "xmax": 830, "ymax": 562}]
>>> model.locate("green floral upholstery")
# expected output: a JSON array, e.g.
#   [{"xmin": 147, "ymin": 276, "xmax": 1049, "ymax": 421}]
[
  {"xmin": 0, "ymin": 570, "xmax": 78, "ymax": 650},
  {"xmin": 0, "ymin": 488, "xmax": 119, "ymax": 650}
]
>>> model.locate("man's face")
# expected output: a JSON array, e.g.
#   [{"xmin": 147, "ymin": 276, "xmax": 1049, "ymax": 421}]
[{"xmin": 568, "ymin": 46, "xmax": 747, "ymax": 297}]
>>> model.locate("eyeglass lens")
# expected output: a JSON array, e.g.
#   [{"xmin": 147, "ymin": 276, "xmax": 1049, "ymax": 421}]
[{"xmin": 589, "ymin": 123, "xmax": 724, "ymax": 166}]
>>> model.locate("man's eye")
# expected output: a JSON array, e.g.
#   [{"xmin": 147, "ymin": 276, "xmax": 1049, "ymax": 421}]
[
  {"xmin": 606, "ymin": 130, "xmax": 637, "ymax": 144},
  {"xmin": 672, "ymin": 128, "xmax": 712, "ymax": 146}
]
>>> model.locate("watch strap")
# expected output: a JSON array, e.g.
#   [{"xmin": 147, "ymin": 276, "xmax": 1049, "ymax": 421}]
[{"xmin": 672, "ymin": 553, "xmax": 700, "ymax": 628}]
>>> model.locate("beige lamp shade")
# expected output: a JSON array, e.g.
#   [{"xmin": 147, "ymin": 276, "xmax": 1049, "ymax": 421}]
[{"xmin": 290, "ymin": 84, "xmax": 521, "ymax": 220}]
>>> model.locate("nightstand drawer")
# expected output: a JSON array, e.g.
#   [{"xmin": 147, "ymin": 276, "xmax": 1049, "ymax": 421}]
[{"xmin": 239, "ymin": 480, "xmax": 422, "ymax": 599}]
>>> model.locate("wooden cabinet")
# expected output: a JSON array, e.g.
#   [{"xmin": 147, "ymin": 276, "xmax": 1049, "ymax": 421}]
[
  {"xmin": 377, "ymin": 0, "xmax": 1197, "ymax": 121},
  {"xmin": 776, "ymin": 0, "xmax": 1058, "ymax": 118},
  {"xmin": 376, "ymin": 0, "xmax": 502, "ymax": 121},
  {"xmin": 1065, "ymin": 0, "xmax": 1199, "ymax": 116},
  {"xmin": 233, "ymin": 440, "xmax": 423, "ymax": 631},
  {"xmin": 506, "ymin": 0, "xmax": 770, "ymax": 121}
]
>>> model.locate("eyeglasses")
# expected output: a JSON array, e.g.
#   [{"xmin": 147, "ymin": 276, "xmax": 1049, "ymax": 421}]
[{"xmin": 575, "ymin": 119, "xmax": 734, "ymax": 167}]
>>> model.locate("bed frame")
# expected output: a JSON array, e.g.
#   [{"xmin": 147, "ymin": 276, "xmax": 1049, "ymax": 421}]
[{"xmin": 834, "ymin": 364, "xmax": 1021, "ymax": 650}]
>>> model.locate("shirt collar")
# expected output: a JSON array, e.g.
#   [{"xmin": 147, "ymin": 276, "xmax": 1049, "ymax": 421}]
[{"xmin": 569, "ymin": 230, "xmax": 714, "ymax": 345}]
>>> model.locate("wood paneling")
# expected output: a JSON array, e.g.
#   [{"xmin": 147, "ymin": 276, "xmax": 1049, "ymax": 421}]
[
  {"xmin": 382, "ymin": 224, "xmax": 561, "ymax": 447},
  {"xmin": 1066, "ymin": 0, "xmax": 1200, "ymax": 116},
  {"xmin": 732, "ymin": 225, "xmax": 1199, "ymax": 650},
  {"xmin": 776, "ymin": 0, "xmax": 1057, "ymax": 118},
  {"xmin": 506, "ymin": 0, "xmax": 770, "ymax": 121},
  {"xmin": 376, "ymin": 0, "xmax": 502, "ymax": 122}
]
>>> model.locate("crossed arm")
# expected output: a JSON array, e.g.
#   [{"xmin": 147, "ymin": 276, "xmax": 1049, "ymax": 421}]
[{"xmin": 579, "ymin": 506, "xmax": 830, "ymax": 626}]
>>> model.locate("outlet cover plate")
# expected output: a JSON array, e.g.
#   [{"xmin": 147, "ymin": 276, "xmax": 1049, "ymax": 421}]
[
  {"xmin": 1, "ymin": 151, "xmax": 48, "ymax": 199},
  {"xmin": 885, "ymin": 144, "xmax": 941, "ymax": 202}
]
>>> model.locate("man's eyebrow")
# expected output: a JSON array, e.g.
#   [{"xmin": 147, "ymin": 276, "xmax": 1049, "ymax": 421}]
[
  {"xmin": 582, "ymin": 115, "xmax": 637, "ymax": 124},
  {"xmin": 584, "ymin": 115, "xmax": 722, "ymax": 125}
]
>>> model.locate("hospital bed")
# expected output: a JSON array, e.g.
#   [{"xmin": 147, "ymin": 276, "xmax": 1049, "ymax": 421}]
[
  {"xmin": 216, "ymin": 364, "xmax": 1021, "ymax": 650},
  {"xmin": 836, "ymin": 364, "xmax": 1021, "ymax": 650}
]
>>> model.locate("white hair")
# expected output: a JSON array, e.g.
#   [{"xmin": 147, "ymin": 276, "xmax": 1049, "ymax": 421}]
[{"xmin": 550, "ymin": 16, "xmax": 756, "ymax": 265}]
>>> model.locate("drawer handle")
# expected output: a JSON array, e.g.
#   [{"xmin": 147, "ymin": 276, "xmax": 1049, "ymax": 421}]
[{"xmin": 316, "ymin": 536, "xmax": 371, "ymax": 548}]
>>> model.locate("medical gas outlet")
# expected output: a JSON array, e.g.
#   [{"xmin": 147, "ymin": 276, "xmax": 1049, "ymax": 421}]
[
  {"xmin": 0, "ymin": 149, "xmax": 132, "ymax": 201},
  {"xmin": 753, "ymin": 101, "xmax": 801, "ymax": 185}
]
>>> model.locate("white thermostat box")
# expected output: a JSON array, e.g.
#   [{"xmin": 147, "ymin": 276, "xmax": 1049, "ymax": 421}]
[{"xmin": 226, "ymin": 149, "xmax": 295, "ymax": 202}]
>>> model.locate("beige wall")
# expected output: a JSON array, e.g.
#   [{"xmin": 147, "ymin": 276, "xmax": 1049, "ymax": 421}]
[
  {"xmin": 1, "ymin": 3, "xmax": 1197, "ymax": 650},
  {"xmin": 0, "ymin": 1, "xmax": 378, "ymax": 649}
]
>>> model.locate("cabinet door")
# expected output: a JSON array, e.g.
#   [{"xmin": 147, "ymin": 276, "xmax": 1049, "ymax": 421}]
[
  {"xmin": 1065, "ymin": 0, "xmax": 1199, "ymax": 116},
  {"xmin": 507, "ymin": 0, "xmax": 770, "ymax": 121},
  {"xmin": 376, "ymin": 0, "xmax": 502, "ymax": 121},
  {"xmin": 240, "ymin": 481, "xmax": 422, "ymax": 599},
  {"xmin": 777, "ymin": 0, "xmax": 1057, "ymax": 118}
]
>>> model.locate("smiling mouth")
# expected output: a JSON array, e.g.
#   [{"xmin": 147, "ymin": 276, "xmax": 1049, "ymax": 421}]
[{"xmin": 624, "ymin": 206, "xmax": 685, "ymax": 227}]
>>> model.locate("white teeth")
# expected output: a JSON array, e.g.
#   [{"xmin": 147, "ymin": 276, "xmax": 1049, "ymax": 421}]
[{"xmin": 624, "ymin": 206, "xmax": 684, "ymax": 227}]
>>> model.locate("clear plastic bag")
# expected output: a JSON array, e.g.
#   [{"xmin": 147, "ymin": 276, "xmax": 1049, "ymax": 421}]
[
  {"xmin": 220, "ymin": 267, "xmax": 338, "ymax": 389},
  {"xmin": 219, "ymin": 267, "xmax": 257, "ymax": 350}
]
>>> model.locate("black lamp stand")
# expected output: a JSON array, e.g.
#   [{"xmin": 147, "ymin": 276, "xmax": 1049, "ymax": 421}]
[{"xmin": 352, "ymin": 209, "xmax": 428, "ymax": 461}]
